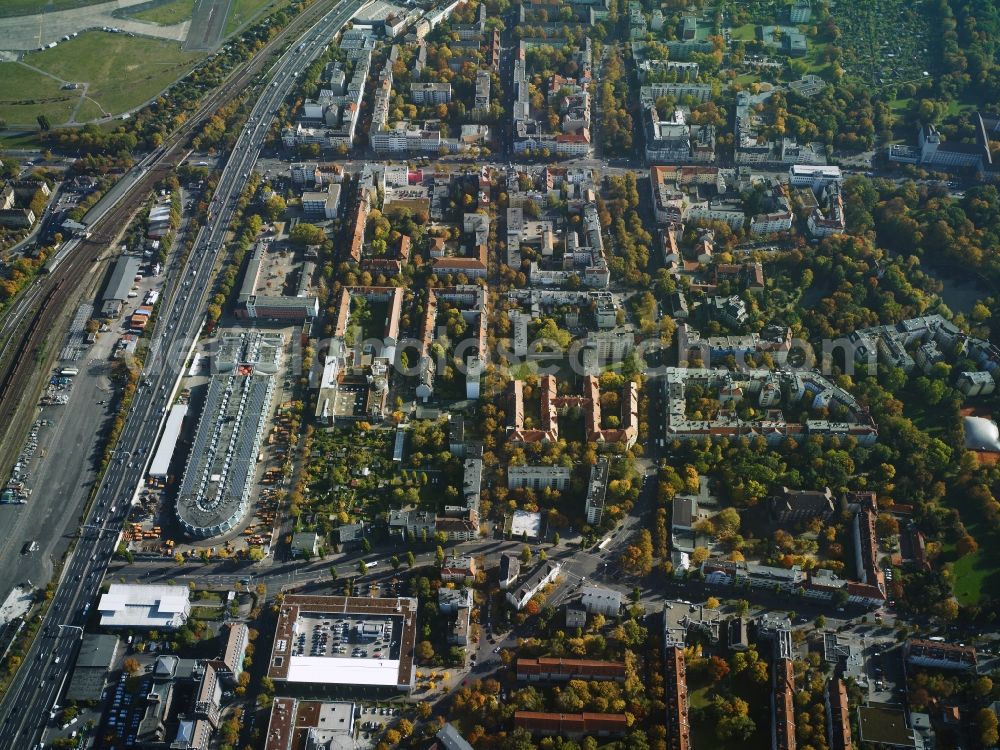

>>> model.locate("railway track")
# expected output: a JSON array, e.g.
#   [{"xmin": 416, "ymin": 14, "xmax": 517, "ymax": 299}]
[{"xmin": 0, "ymin": 0, "xmax": 342, "ymax": 473}]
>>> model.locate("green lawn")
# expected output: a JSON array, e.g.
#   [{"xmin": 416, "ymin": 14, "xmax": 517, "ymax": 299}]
[
  {"xmin": 189, "ymin": 605, "xmax": 224, "ymax": 621},
  {"xmin": 949, "ymin": 551, "xmax": 994, "ymax": 606},
  {"xmin": 129, "ymin": 0, "xmax": 197, "ymax": 25},
  {"xmin": 946, "ymin": 482, "xmax": 1000, "ymax": 606},
  {"xmin": 74, "ymin": 97, "xmax": 107, "ymax": 123},
  {"xmin": 24, "ymin": 31, "xmax": 203, "ymax": 118},
  {"xmin": 0, "ymin": 0, "xmax": 109, "ymax": 18},
  {"xmin": 225, "ymin": 0, "xmax": 287, "ymax": 35},
  {"xmin": 689, "ymin": 686, "xmax": 712, "ymax": 710},
  {"xmin": 889, "ymin": 97, "xmax": 912, "ymax": 113},
  {"xmin": 730, "ymin": 23, "xmax": 758, "ymax": 41},
  {"xmin": 0, "ymin": 132, "xmax": 44, "ymax": 149},
  {"xmin": 735, "ymin": 73, "xmax": 761, "ymax": 86},
  {"xmin": 0, "ymin": 62, "xmax": 81, "ymax": 127}
]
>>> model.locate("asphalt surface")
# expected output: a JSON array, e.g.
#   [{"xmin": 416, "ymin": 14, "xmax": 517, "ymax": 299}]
[
  {"xmin": 0, "ymin": 1, "xmax": 369, "ymax": 745},
  {"xmin": 184, "ymin": 0, "xmax": 233, "ymax": 51}
]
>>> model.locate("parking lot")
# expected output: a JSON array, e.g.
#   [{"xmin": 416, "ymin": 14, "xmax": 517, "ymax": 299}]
[{"xmin": 293, "ymin": 613, "xmax": 402, "ymax": 661}]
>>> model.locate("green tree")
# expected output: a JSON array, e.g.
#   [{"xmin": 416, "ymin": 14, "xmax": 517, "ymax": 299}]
[
  {"xmin": 417, "ymin": 640, "xmax": 435, "ymax": 662},
  {"xmin": 289, "ymin": 222, "xmax": 325, "ymax": 246}
]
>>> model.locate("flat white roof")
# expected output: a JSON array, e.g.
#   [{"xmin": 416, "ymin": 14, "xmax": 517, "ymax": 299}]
[
  {"xmin": 149, "ymin": 404, "xmax": 189, "ymax": 478},
  {"xmin": 98, "ymin": 584, "xmax": 190, "ymax": 629},
  {"xmin": 285, "ymin": 656, "xmax": 403, "ymax": 686},
  {"xmin": 509, "ymin": 510, "xmax": 542, "ymax": 538},
  {"xmin": 789, "ymin": 164, "xmax": 841, "ymax": 175}
]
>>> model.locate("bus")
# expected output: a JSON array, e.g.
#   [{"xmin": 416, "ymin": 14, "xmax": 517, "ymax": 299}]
[{"xmin": 59, "ymin": 367, "xmax": 79, "ymax": 377}]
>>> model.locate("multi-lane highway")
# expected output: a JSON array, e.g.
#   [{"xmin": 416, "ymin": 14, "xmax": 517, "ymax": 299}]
[{"xmin": 0, "ymin": 0, "xmax": 368, "ymax": 745}]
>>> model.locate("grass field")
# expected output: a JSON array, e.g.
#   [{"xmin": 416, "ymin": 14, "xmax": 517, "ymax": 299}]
[
  {"xmin": 129, "ymin": 0, "xmax": 197, "ymax": 25},
  {"xmin": 0, "ymin": 0, "xmax": 109, "ymax": 18},
  {"xmin": 225, "ymin": 0, "xmax": 286, "ymax": 35},
  {"xmin": 0, "ymin": 63, "xmax": 81, "ymax": 127},
  {"xmin": 730, "ymin": 23, "xmax": 758, "ymax": 41},
  {"xmin": 24, "ymin": 31, "xmax": 202, "ymax": 119},
  {"xmin": 0, "ymin": 131, "xmax": 46, "ymax": 149},
  {"xmin": 946, "ymin": 482, "xmax": 1000, "ymax": 606}
]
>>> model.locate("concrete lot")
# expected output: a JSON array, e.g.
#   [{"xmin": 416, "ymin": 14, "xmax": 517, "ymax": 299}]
[
  {"xmin": 183, "ymin": 0, "xmax": 231, "ymax": 51},
  {"xmin": 0, "ymin": 0, "xmax": 189, "ymax": 53}
]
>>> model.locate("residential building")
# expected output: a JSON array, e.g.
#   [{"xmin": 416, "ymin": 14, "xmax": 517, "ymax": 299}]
[
  {"xmin": 905, "ymin": 639, "xmax": 977, "ymax": 672},
  {"xmin": 857, "ymin": 705, "xmax": 918, "ymax": 749},
  {"xmin": 664, "ymin": 645, "xmax": 690, "ymax": 750},
  {"xmin": 514, "ymin": 712, "xmax": 628, "ymax": 737},
  {"xmin": 773, "ymin": 658, "xmax": 797, "ymax": 750},
  {"xmin": 214, "ymin": 623, "xmax": 250, "ymax": 685},
  {"xmin": 290, "ymin": 532, "xmax": 320, "ymax": 558},
  {"xmin": 507, "ymin": 375, "xmax": 637, "ymax": 448},
  {"xmin": 506, "ymin": 561, "xmax": 561, "ymax": 610},
  {"xmin": 769, "ymin": 486, "xmax": 836, "ymax": 523},
  {"xmin": 641, "ymin": 82, "xmax": 713, "ymax": 104},
  {"xmin": 807, "ymin": 183, "xmax": 846, "ymax": 237},
  {"xmin": 410, "ymin": 82, "xmax": 452, "ymax": 104},
  {"xmin": 336, "ymin": 523, "xmax": 365, "ymax": 550},
  {"xmin": 449, "ymin": 606, "xmax": 471, "ymax": 645},
  {"xmin": 517, "ymin": 658, "xmax": 626, "ymax": 682},
  {"xmin": 888, "ymin": 116, "xmax": 993, "ymax": 173},
  {"xmin": 0, "ymin": 208, "xmax": 34, "ymax": 229},
  {"xmin": 473, "ymin": 70, "xmax": 491, "ymax": 120},
  {"xmin": 463, "ymin": 458, "xmax": 483, "ymax": 513},
  {"xmin": 585, "ymin": 458, "xmax": 609, "ymax": 525},
  {"xmin": 825, "ymin": 679, "xmax": 852, "ymax": 750},
  {"xmin": 580, "ymin": 586, "xmax": 621, "ymax": 616},
  {"xmin": 435, "ymin": 512, "xmax": 480, "ymax": 542},
  {"xmin": 508, "ymin": 465, "xmax": 573, "ymax": 491},
  {"xmin": 663, "ymin": 600, "xmax": 723, "ymax": 645},
  {"xmin": 789, "ymin": 164, "xmax": 842, "ymax": 190},
  {"xmin": 958, "ymin": 370, "xmax": 995, "ymax": 396},
  {"xmin": 441, "ymin": 555, "xmax": 477, "ymax": 583},
  {"xmin": 790, "ymin": 0, "xmax": 811, "ymax": 22},
  {"xmin": 301, "ymin": 183, "xmax": 341, "ymax": 220},
  {"xmin": 499, "ymin": 553, "xmax": 521, "ymax": 590},
  {"xmin": 436, "ymin": 724, "xmax": 475, "ymax": 750},
  {"xmin": 438, "ymin": 586, "xmax": 474, "ymax": 614},
  {"xmin": 849, "ymin": 491, "xmax": 885, "ymax": 593},
  {"xmin": 263, "ymin": 699, "xmax": 357, "ymax": 750},
  {"xmin": 237, "ymin": 243, "xmax": 319, "ymax": 322},
  {"xmin": 389, "ymin": 509, "xmax": 437, "ymax": 539},
  {"xmin": 672, "ymin": 496, "xmax": 698, "ymax": 534}
]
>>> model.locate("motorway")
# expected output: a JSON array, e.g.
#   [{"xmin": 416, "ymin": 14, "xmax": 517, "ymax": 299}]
[{"xmin": 0, "ymin": 0, "xmax": 369, "ymax": 746}]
